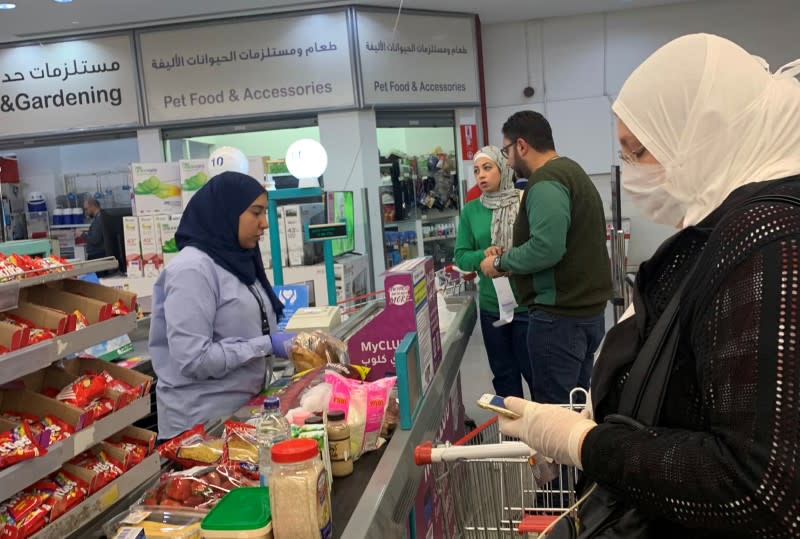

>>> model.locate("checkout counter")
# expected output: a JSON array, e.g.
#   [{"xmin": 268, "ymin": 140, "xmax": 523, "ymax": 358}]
[
  {"xmin": 330, "ymin": 293, "xmax": 476, "ymax": 538},
  {"xmin": 78, "ymin": 270, "xmax": 476, "ymax": 539}
]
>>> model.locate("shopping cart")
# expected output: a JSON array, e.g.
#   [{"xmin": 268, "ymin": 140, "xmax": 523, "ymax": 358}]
[
  {"xmin": 414, "ymin": 389, "xmax": 588, "ymax": 538},
  {"xmin": 436, "ymin": 264, "xmax": 478, "ymax": 297}
]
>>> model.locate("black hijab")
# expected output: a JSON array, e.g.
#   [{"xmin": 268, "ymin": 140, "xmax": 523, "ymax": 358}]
[{"xmin": 175, "ymin": 171, "xmax": 283, "ymax": 318}]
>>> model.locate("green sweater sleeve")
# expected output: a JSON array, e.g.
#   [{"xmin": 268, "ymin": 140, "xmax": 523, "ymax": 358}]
[
  {"xmin": 454, "ymin": 207, "xmax": 484, "ymax": 272},
  {"xmin": 501, "ymin": 181, "xmax": 570, "ymax": 275}
]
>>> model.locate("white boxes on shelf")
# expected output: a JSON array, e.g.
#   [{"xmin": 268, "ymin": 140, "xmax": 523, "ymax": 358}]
[
  {"xmin": 122, "ymin": 217, "xmax": 143, "ymax": 277},
  {"xmin": 131, "ymin": 162, "xmax": 181, "ymax": 215},
  {"xmin": 179, "ymin": 159, "xmax": 210, "ymax": 211},
  {"xmin": 138, "ymin": 216, "xmax": 160, "ymax": 277},
  {"xmin": 157, "ymin": 214, "xmax": 181, "ymax": 267}
]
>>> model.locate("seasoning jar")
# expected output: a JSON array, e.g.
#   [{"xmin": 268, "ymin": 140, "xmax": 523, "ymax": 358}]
[
  {"xmin": 269, "ymin": 439, "xmax": 332, "ymax": 539},
  {"xmin": 327, "ymin": 410, "xmax": 353, "ymax": 478}
]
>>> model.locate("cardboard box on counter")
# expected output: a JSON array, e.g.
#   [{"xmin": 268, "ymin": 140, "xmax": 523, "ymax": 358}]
[
  {"xmin": 17, "ymin": 368, "xmax": 97, "ymax": 429},
  {"xmin": 0, "ymin": 389, "xmax": 86, "ymax": 448},
  {"xmin": 7, "ymin": 302, "xmax": 76, "ymax": 335},
  {"xmin": 58, "ymin": 279, "xmax": 137, "ymax": 313},
  {"xmin": 64, "ymin": 442, "xmax": 128, "ymax": 494},
  {"xmin": 107, "ymin": 425, "xmax": 157, "ymax": 455},
  {"xmin": 0, "ymin": 319, "xmax": 29, "ymax": 350},
  {"xmin": 23, "ymin": 288, "xmax": 112, "ymax": 325}
]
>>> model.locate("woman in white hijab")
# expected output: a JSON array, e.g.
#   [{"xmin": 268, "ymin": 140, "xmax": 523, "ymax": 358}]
[
  {"xmin": 455, "ymin": 145, "xmax": 531, "ymax": 398},
  {"xmin": 495, "ymin": 34, "xmax": 800, "ymax": 537}
]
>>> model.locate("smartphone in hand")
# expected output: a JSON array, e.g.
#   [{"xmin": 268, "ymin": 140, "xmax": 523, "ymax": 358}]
[{"xmin": 477, "ymin": 393, "xmax": 521, "ymax": 419}]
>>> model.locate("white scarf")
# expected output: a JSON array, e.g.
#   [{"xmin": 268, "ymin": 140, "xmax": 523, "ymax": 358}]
[
  {"xmin": 476, "ymin": 146, "xmax": 520, "ymax": 250},
  {"xmin": 613, "ymin": 33, "xmax": 800, "ymax": 226}
]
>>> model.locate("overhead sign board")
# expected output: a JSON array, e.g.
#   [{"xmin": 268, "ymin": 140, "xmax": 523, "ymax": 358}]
[
  {"xmin": 0, "ymin": 35, "xmax": 140, "ymax": 138},
  {"xmin": 356, "ymin": 11, "xmax": 480, "ymax": 106},
  {"xmin": 138, "ymin": 11, "xmax": 357, "ymax": 124}
]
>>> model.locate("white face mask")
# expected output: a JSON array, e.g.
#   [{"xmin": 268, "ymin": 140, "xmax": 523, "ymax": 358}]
[{"xmin": 620, "ymin": 161, "xmax": 686, "ymax": 228}]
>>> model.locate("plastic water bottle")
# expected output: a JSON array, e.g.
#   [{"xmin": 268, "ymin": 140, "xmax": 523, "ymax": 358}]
[{"xmin": 258, "ymin": 396, "xmax": 290, "ymax": 487}]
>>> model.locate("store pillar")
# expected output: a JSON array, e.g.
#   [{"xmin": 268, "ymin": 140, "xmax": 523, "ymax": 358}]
[{"xmin": 318, "ymin": 110, "xmax": 382, "ymax": 288}]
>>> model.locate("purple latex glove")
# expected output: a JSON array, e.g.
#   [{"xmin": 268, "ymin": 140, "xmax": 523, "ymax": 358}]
[{"xmin": 270, "ymin": 332, "xmax": 296, "ymax": 359}]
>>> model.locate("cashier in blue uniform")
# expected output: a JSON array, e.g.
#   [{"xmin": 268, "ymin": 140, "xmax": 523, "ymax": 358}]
[{"xmin": 149, "ymin": 171, "xmax": 293, "ymax": 439}]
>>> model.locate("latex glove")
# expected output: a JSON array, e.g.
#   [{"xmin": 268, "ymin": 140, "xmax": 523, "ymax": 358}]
[
  {"xmin": 499, "ymin": 397, "xmax": 596, "ymax": 470},
  {"xmin": 270, "ymin": 332, "xmax": 296, "ymax": 359}
]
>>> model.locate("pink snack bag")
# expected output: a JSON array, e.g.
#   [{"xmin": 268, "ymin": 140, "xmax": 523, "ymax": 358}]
[
  {"xmin": 326, "ymin": 372, "xmax": 352, "ymax": 418},
  {"xmin": 362, "ymin": 377, "xmax": 397, "ymax": 453}
]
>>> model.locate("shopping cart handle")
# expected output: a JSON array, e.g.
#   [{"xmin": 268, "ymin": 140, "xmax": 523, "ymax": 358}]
[{"xmin": 414, "ymin": 441, "xmax": 534, "ymax": 465}]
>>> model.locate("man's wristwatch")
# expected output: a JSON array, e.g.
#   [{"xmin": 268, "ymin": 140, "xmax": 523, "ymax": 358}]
[{"xmin": 493, "ymin": 255, "xmax": 502, "ymax": 272}]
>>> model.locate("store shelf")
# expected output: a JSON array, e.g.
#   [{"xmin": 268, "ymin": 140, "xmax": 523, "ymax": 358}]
[
  {"xmin": 420, "ymin": 210, "xmax": 459, "ymax": 222},
  {"xmin": 56, "ymin": 313, "xmax": 137, "ymax": 358},
  {"xmin": 0, "ymin": 257, "xmax": 118, "ymax": 289},
  {"xmin": 30, "ymin": 452, "xmax": 161, "ymax": 539},
  {"xmin": 422, "ymin": 236, "xmax": 456, "ymax": 242},
  {"xmin": 50, "ymin": 224, "xmax": 90, "ymax": 230},
  {"xmin": 0, "ymin": 396, "xmax": 151, "ymax": 501},
  {"xmin": 0, "ymin": 313, "xmax": 138, "ymax": 387}
]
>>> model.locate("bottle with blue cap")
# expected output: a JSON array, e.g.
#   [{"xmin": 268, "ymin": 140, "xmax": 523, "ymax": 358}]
[{"xmin": 257, "ymin": 396, "xmax": 291, "ymax": 487}]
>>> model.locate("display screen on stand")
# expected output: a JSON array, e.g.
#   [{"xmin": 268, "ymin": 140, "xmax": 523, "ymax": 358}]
[{"xmin": 325, "ymin": 191, "xmax": 355, "ymax": 257}]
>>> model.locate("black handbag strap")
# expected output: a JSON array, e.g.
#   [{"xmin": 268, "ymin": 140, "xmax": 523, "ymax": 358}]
[{"xmin": 616, "ymin": 193, "xmax": 800, "ymax": 426}]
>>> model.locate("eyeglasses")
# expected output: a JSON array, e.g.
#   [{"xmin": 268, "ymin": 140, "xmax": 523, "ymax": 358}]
[
  {"xmin": 618, "ymin": 146, "xmax": 647, "ymax": 164},
  {"xmin": 500, "ymin": 140, "xmax": 517, "ymax": 159}
]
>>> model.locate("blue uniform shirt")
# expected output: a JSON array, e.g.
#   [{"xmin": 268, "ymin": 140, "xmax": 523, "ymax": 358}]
[{"xmin": 149, "ymin": 246, "xmax": 277, "ymax": 438}]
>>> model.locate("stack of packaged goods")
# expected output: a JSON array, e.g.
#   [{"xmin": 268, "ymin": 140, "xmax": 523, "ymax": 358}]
[{"xmin": 105, "ymin": 330, "xmax": 403, "ymax": 539}]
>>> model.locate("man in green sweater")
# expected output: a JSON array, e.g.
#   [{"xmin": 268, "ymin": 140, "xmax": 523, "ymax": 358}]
[{"xmin": 480, "ymin": 110, "xmax": 612, "ymax": 404}]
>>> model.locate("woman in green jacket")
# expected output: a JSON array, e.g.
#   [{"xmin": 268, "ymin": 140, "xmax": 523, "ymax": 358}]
[{"xmin": 455, "ymin": 146, "xmax": 531, "ymax": 397}]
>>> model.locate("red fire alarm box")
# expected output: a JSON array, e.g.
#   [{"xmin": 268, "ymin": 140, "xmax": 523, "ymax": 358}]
[{"xmin": 0, "ymin": 157, "xmax": 20, "ymax": 183}]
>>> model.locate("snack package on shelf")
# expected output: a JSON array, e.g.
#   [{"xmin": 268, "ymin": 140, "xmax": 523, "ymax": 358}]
[
  {"xmin": 31, "ymin": 468, "xmax": 91, "ymax": 521},
  {"xmin": 221, "ymin": 421, "xmax": 258, "ymax": 481},
  {"xmin": 0, "ymin": 423, "xmax": 46, "ymax": 470},
  {"xmin": 55, "ymin": 373, "xmax": 107, "ymax": 408},
  {"xmin": 140, "ymin": 464, "xmax": 256, "ymax": 511},
  {"xmin": 33, "ymin": 415, "xmax": 75, "ymax": 447},
  {"xmin": 73, "ymin": 310, "xmax": 89, "ymax": 330},
  {"xmin": 288, "ymin": 331, "xmax": 348, "ymax": 372},
  {"xmin": 157, "ymin": 425, "xmax": 224, "ymax": 469},
  {"xmin": 68, "ymin": 447, "xmax": 125, "ymax": 493}
]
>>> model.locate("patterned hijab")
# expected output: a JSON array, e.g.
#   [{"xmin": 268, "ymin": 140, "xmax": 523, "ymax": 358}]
[{"xmin": 477, "ymin": 146, "xmax": 520, "ymax": 250}]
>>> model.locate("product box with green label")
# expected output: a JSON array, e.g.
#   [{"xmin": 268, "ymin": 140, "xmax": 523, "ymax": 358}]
[
  {"xmin": 132, "ymin": 162, "xmax": 181, "ymax": 215},
  {"xmin": 157, "ymin": 214, "xmax": 181, "ymax": 266},
  {"xmin": 123, "ymin": 217, "xmax": 143, "ymax": 277},
  {"xmin": 138, "ymin": 216, "xmax": 161, "ymax": 277},
  {"xmin": 179, "ymin": 159, "xmax": 210, "ymax": 211}
]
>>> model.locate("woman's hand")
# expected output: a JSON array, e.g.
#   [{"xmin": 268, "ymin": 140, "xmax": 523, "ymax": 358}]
[
  {"xmin": 270, "ymin": 332, "xmax": 296, "ymax": 359},
  {"xmin": 499, "ymin": 397, "xmax": 597, "ymax": 470},
  {"xmin": 484, "ymin": 246, "xmax": 504, "ymax": 257}
]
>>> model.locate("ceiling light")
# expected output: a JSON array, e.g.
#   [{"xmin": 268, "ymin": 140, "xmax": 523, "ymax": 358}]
[
  {"xmin": 0, "ymin": 3, "xmax": 17, "ymax": 10},
  {"xmin": 53, "ymin": 0, "xmax": 73, "ymax": 3}
]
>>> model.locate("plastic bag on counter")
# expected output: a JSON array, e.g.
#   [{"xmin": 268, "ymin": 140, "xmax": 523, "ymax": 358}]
[
  {"xmin": 103, "ymin": 505, "xmax": 206, "ymax": 539},
  {"xmin": 140, "ymin": 464, "xmax": 256, "ymax": 511},
  {"xmin": 364, "ymin": 377, "xmax": 397, "ymax": 453},
  {"xmin": 221, "ymin": 421, "xmax": 258, "ymax": 481},
  {"xmin": 288, "ymin": 331, "xmax": 349, "ymax": 372},
  {"xmin": 157, "ymin": 425, "xmax": 224, "ymax": 469},
  {"xmin": 326, "ymin": 373, "xmax": 398, "ymax": 458}
]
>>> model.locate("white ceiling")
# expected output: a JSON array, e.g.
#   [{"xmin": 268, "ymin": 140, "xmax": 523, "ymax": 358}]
[{"xmin": 0, "ymin": 0, "xmax": 702, "ymax": 44}]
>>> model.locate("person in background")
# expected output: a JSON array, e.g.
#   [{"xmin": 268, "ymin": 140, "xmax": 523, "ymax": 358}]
[
  {"xmin": 81, "ymin": 197, "xmax": 105, "ymax": 260},
  {"xmin": 498, "ymin": 34, "xmax": 800, "ymax": 536},
  {"xmin": 455, "ymin": 146, "xmax": 531, "ymax": 398},
  {"xmin": 149, "ymin": 171, "xmax": 294, "ymax": 440},
  {"xmin": 480, "ymin": 111, "xmax": 612, "ymax": 404}
]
